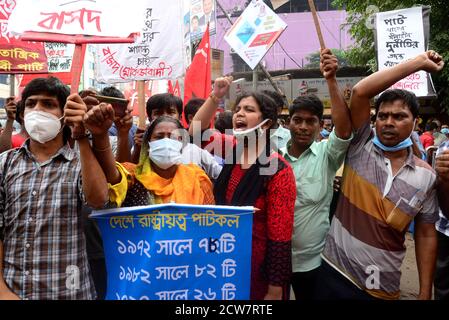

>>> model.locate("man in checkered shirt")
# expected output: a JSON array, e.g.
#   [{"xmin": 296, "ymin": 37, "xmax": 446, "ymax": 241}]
[{"xmin": 0, "ymin": 77, "xmax": 108, "ymax": 300}]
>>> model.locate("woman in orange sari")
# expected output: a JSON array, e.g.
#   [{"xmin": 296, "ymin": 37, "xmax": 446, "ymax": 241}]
[{"xmin": 83, "ymin": 107, "xmax": 214, "ymax": 207}]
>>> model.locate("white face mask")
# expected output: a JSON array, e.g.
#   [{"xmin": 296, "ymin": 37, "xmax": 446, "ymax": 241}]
[
  {"xmin": 232, "ymin": 118, "xmax": 269, "ymax": 139},
  {"xmin": 148, "ymin": 138, "xmax": 183, "ymax": 170},
  {"xmin": 24, "ymin": 111, "xmax": 63, "ymax": 144}
]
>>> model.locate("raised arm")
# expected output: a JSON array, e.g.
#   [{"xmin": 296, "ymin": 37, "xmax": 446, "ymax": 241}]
[
  {"xmin": 114, "ymin": 108, "xmax": 134, "ymax": 163},
  {"xmin": 84, "ymin": 104, "xmax": 122, "ymax": 185},
  {"xmin": 320, "ymin": 49, "xmax": 351, "ymax": 139},
  {"xmin": 188, "ymin": 76, "xmax": 233, "ymax": 136},
  {"xmin": 64, "ymin": 94, "xmax": 109, "ymax": 208},
  {"xmin": 0, "ymin": 98, "xmax": 17, "ymax": 153},
  {"xmin": 350, "ymin": 51, "xmax": 444, "ymax": 130}
]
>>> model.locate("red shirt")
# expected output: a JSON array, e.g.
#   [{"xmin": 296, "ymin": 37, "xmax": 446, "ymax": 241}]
[
  {"xmin": 224, "ymin": 153, "xmax": 296, "ymax": 300},
  {"xmin": 11, "ymin": 134, "xmax": 27, "ymax": 148},
  {"xmin": 419, "ymin": 131, "xmax": 435, "ymax": 149}
]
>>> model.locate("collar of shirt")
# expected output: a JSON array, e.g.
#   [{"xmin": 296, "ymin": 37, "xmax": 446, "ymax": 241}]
[
  {"xmin": 281, "ymin": 140, "xmax": 318, "ymax": 161},
  {"xmin": 19, "ymin": 139, "xmax": 76, "ymax": 163},
  {"xmin": 372, "ymin": 144, "xmax": 416, "ymax": 170}
]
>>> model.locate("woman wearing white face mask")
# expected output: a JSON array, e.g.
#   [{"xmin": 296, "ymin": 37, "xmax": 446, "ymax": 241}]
[
  {"xmin": 190, "ymin": 78, "xmax": 296, "ymax": 301},
  {"xmin": 86, "ymin": 114, "xmax": 214, "ymax": 207}
]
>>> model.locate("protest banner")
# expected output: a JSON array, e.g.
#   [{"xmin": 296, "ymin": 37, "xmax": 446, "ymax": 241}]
[
  {"xmin": 376, "ymin": 7, "xmax": 433, "ymax": 97},
  {"xmin": 7, "ymin": 0, "xmax": 145, "ymax": 38},
  {"xmin": 90, "ymin": 204, "xmax": 253, "ymax": 300},
  {"xmin": 94, "ymin": 0, "xmax": 184, "ymax": 83},
  {"xmin": 224, "ymin": 0, "xmax": 287, "ymax": 70},
  {"xmin": 0, "ymin": 0, "xmax": 48, "ymax": 74}
]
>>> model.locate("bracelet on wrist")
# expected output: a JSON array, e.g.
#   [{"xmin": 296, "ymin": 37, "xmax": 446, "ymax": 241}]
[{"xmin": 209, "ymin": 92, "xmax": 220, "ymax": 104}]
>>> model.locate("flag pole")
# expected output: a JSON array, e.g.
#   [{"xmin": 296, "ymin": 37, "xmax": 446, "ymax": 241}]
[
  {"xmin": 308, "ymin": 0, "xmax": 326, "ymax": 49},
  {"xmin": 137, "ymin": 80, "xmax": 146, "ymax": 129}
]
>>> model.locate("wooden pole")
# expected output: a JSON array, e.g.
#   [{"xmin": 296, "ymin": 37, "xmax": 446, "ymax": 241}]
[
  {"xmin": 137, "ymin": 80, "xmax": 146, "ymax": 129},
  {"xmin": 308, "ymin": 0, "xmax": 326, "ymax": 50},
  {"xmin": 69, "ymin": 43, "xmax": 86, "ymax": 94}
]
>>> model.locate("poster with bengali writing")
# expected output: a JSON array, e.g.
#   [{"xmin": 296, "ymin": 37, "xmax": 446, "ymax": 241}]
[
  {"xmin": 0, "ymin": 0, "xmax": 48, "ymax": 74},
  {"xmin": 90, "ymin": 204, "xmax": 253, "ymax": 300},
  {"xmin": 94, "ymin": 0, "xmax": 184, "ymax": 83},
  {"xmin": 224, "ymin": 0, "xmax": 287, "ymax": 70},
  {"xmin": 376, "ymin": 7, "xmax": 429, "ymax": 97},
  {"xmin": 44, "ymin": 42, "xmax": 75, "ymax": 73},
  {"xmin": 7, "ymin": 0, "xmax": 146, "ymax": 38}
]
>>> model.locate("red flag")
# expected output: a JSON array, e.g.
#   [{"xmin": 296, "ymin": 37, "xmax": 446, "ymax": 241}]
[
  {"xmin": 182, "ymin": 25, "xmax": 211, "ymax": 126},
  {"xmin": 168, "ymin": 79, "xmax": 181, "ymax": 97}
]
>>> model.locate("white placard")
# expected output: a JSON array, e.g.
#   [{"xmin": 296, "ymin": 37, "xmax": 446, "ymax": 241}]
[
  {"xmin": 224, "ymin": 0, "xmax": 287, "ymax": 70},
  {"xmin": 7, "ymin": 0, "xmax": 146, "ymax": 37},
  {"xmin": 376, "ymin": 7, "xmax": 428, "ymax": 96},
  {"xmin": 94, "ymin": 0, "xmax": 184, "ymax": 83},
  {"xmin": 45, "ymin": 43, "xmax": 75, "ymax": 73}
]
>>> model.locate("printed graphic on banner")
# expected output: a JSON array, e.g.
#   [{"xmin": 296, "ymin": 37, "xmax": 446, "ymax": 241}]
[
  {"xmin": 7, "ymin": 0, "xmax": 146, "ymax": 38},
  {"xmin": 90, "ymin": 204, "xmax": 253, "ymax": 300},
  {"xmin": 376, "ymin": 7, "xmax": 428, "ymax": 96},
  {"xmin": 224, "ymin": 0, "xmax": 287, "ymax": 69},
  {"xmin": 0, "ymin": 0, "xmax": 16, "ymax": 43},
  {"xmin": 94, "ymin": 0, "xmax": 184, "ymax": 83},
  {"xmin": 44, "ymin": 42, "xmax": 75, "ymax": 73},
  {"xmin": 0, "ymin": 0, "xmax": 48, "ymax": 74},
  {"xmin": 190, "ymin": 0, "xmax": 216, "ymax": 42}
]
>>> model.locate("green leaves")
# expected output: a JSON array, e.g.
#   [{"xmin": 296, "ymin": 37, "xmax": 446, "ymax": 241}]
[{"xmin": 333, "ymin": 0, "xmax": 449, "ymax": 114}]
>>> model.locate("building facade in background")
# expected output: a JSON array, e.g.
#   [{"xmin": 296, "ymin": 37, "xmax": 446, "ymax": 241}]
[{"xmin": 211, "ymin": 0, "xmax": 352, "ymax": 73}]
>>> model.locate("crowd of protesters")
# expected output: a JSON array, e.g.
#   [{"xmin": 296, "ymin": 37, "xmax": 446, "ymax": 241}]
[{"xmin": 0, "ymin": 49, "xmax": 448, "ymax": 301}]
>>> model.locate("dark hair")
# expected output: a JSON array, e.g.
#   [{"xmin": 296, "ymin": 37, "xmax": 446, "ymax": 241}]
[
  {"xmin": 426, "ymin": 121, "xmax": 438, "ymax": 132},
  {"xmin": 235, "ymin": 92, "xmax": 278, "ymax": 129},
  {"xmin": 184, "ymin": 98, "xmax": 205, "ymax": 124},
  {"xmin": 375, "ymin": 89, "xmax": 419, "ymax": 119},
  {"xmin": 289, "ymin": 94, "xmax": 324, "ymax": 119},
  {"xmin": 215, "ymin": 110, "xmax": 233, "ymax": 133},
  {"xmin": 261, "ymin": 90, "xmax": 286, "ymax": 111},
  {"xmin": 100, "ymin": 86, "xmax": 125, "ymax": 99},
  {"xmin": 146, "ymin": 93, "xmax": 183, "ymax": 120},
  {"xmin": 21, "ymin": 77, "xmax": 70, "ymax": 113},
  {"xmin": 144, "ymin": 115, "xmax": 185, "ymax": 143}
]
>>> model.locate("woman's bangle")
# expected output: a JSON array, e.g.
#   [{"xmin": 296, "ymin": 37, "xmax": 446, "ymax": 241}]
[{"xmin": 209, "ymin": 92, "xmax": 220, "ymax": 104}]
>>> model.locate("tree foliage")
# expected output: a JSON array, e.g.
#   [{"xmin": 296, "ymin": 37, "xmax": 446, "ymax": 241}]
[
  {"xmin": 304, "ymin": 49, "xmax": 351, "ymax": 68},
  {"xmin": 333, "ymin": 0, "xmax": 449, "ymax": 113}
]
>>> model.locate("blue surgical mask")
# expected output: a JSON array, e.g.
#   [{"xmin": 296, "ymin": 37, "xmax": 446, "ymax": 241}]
[{"xmin": 372, "ymin": 135, "xmax": 413, "ymax": 152}]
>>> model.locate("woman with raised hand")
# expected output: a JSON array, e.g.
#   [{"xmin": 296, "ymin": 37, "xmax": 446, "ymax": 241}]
[
  {"xmin": 190, "ymin": 79, "xmax": 296, "ymax": 300},
  {"xmin": 84, "ymin": 104, "xmax": 214, "ymax": 207}
]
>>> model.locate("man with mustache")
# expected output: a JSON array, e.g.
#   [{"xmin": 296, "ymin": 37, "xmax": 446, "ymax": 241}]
[
  {"xmin": 280, "ymin": 49, "xmax": 353, "ymax": 300},
  {"xmin": 318, "ymin": 51, "xmax": 444, "ymax": 300}
]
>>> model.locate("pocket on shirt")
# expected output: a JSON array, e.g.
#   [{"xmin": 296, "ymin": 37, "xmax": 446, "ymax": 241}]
[
  {"xmin": 298, "ymin": 177, "xmax": 327, "ymax": 205},
  {"xmin": 386, "ymin": 194, "xmax": 424, "ymax": 232}
]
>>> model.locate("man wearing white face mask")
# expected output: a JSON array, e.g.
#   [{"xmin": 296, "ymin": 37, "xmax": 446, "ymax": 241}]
[{"xmin": 0, "ymin": 77, "xmax": 109, "ymax": 300}]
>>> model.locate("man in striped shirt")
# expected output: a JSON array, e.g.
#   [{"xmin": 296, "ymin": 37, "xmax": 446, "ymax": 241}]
[
  {"xmin": 318, "ymin": 51, "xmax": 444, "ymax": 300},
  {"xmin": 0, "ymin": 77, "xmax": 108, "ymax": 300}
]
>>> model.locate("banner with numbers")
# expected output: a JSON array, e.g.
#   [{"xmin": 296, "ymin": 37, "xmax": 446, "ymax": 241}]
[{"xmin": 90, "ymin": 204, "xmax": 253, "ymax": 300}]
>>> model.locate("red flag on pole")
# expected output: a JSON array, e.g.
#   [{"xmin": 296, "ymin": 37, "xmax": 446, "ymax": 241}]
[
  {"xmin": 182, "ymin": 25, "xmax": 211, "ymax": 126},
  {"xmin": 168, "ymin": 80, "xmax": 181, "ymax": 97}
]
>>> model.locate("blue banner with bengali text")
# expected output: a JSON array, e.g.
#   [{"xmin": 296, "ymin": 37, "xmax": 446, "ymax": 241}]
[{"xmin": 90, "ymin": 204, "xmax": 253, "ymax": 300}]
